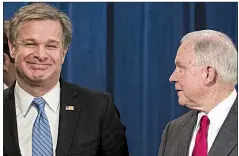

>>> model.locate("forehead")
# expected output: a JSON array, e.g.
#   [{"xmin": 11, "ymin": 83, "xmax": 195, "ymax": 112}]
[
  {"xmin": 175, "ymin": 40, "xmax": 196, "ymax": 65},
  {"xmin": 17, "ymin": 20, "xmax": 62, "ymax": 42}
]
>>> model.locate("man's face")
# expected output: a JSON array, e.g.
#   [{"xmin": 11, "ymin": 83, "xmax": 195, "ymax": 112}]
[
  {"xmin": 169, "ymin": 40, "xmax": 205, "ymax": 110},
  {"xmin": 3, "ymin": 53, "xmax": 16, "ymax": 86},
  {"xmin": 9, "ymin": 20, "xmax": 67, "ymax": 85}
]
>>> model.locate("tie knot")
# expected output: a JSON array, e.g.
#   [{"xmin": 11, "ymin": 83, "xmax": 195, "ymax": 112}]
[
  {"xmin": 32, "ymin": 97, "xmax": 45, "ymax": 111},
  {"xmin": 200, "ymin": 115, "xmax": 210, "ymax": 129}
]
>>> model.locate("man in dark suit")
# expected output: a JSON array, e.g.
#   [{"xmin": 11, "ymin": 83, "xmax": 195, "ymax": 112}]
[
  {"xmin": 4, "ymin": 3, "xmax": 128, "ymax": 156},
  {"xmin": 158, "ymin": 30, "xmax": 237, "ymax": 156},
  {"xmin": 3, "ymin": 20, "xmax": 16, "ymax": 89}
]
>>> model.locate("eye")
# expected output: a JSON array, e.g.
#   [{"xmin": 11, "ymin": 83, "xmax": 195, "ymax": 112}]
[
  {"xmin": 48, "ymin": 45, "xmax": 57, "ymax": 48},
  {"xmin": 176, "ymin": 66, "xmax": 183, "ymax": 73},
  {"xmin": 47, "ymin": 45, "xmax": 57, "ymax": 48},
  {"xmin": 179, "ymin": 68, "xmax": 182, "ymax": 72},
  {"xmin": 24, "ymin": 42, "xmax": 37, "ymax": 47},
  {"xmin": 46, "ymin": 44, "xmax": 58, "ymax": 49}
]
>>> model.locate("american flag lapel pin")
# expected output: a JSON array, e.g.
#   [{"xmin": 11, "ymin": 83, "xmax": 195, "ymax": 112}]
[{"xmin": 66, "ymin": 106, "xmax": 74, "ymax": 111}]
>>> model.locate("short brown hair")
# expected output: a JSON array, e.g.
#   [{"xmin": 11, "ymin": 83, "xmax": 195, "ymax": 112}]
[{"xmin": 8, "ymin": 3, "xmax": 72, "ymax": 49}]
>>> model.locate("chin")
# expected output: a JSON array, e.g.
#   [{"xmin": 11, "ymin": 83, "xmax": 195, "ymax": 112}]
[
  {"xmin": 28, "ymin": 77, "xmax": 46, "ymax": 83},
  {"xmin": 28, "ymin": 69, "xmax": 50, "ymax": 77},
  {"xmin": 178, "ymin": 98, "xmax": 188, "ymax": 106},
  {"xmin": 178, "ymin": 102, "xmax": 187, "ymax": 106},
  {"xmin": 27, "ymin": 73, "xmax": 49, "ymax": 81}
]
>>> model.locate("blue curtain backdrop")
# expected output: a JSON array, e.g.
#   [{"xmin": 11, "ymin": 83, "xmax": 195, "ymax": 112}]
[{"xmin": 4, "ymin": 2, "xmax": 238, "ymax": 156}]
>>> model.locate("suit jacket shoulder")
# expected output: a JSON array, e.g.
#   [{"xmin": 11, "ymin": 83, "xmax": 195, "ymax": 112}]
[
  {"xmin": 63, "ymin": 81, "xmax": 118, "ymax": 114},
  {"xmin": 4, "ymin": 86, "xmax": 14, "ymax": 104},
  {"xmin": 4, "ymin": 83, "xmax": 21, "ymax": 156},
  {"xmin": 159, "ymin": 98, "xmax": 238, "ymax": 156},
  {"xmin": 169, "ymin": 110, "xmax": 197, "ymax": 130},
  {"xmin": 56, "ymin": 80, "xmax": 129, "ymax": 156},
  {"xmin": 158, "ymin": 110, "xmax": 198, "ymax": 156}
]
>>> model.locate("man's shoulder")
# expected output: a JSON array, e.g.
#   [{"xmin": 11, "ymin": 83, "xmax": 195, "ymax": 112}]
[
  {"xmin": 61, "ymin": 80, "xmax": 113, "ymax": 108},
  {"xmin": 61, "ymin": 81, "xmax": 115, "ymax": 116},
  {"xmin": 3, "ymin": 87, "xmax": 13, "ymax": 104},
  {"xmin": 62, "ymin": 80, "xmax": 110, "ymax": 98},
  {"xmin": 3, "ymin": 87, "xmax": 11, "ymax": 97},
  {"xmin": 170, "ymin": 110, "xmax": 197, "ymax": 127}
]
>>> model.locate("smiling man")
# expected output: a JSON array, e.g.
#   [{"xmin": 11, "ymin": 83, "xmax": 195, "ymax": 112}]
[
  {"xmin": 158, "ymin": 30, "xmax": 237, "ymax": 156},
  {"xmin": 4, "ymin": 3, "xmax": 128, "ymax": 156}
]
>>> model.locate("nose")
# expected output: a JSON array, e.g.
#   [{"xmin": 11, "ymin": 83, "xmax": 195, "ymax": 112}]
[
  {"xmin": 33, "ymin": 45, "xmax": 47, "ymax": 61},
  {"xmin": 169, "ymin": 69, "xmax": 177, "ymax": 83}
]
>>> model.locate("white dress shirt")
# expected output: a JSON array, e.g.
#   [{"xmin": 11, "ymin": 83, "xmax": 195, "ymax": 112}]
[
  {"xmin": 15, "ymin": 81, "xmax": 60, "ymax": 156},
  {"xmin": 4, "ymin": 82, "xmax": 8, "ymax": 89},
  {"xmin": 188, "ymin": 90, "xmax": 237, "ymax": 156}
]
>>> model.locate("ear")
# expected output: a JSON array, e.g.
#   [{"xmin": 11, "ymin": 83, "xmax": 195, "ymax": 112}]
[
  {"xmin": 202, "ymin": 65, "xmax": 217, "ymax": 85},
  {"xmin": 3, "ymin": 53, "xmax": 10, "ymax": 71},
  {"xmin": 8, "ymin": 40, "xmax": 16, "ymax": 59},
  {"xmin": 61, "ymin": 48, "xmax": 68, "ymax": 63}
]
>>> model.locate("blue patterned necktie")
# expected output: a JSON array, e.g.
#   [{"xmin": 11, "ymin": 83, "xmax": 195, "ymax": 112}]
[{"xmin": 32, "ymin": 97, "xmax": 53, "ymax": 156}]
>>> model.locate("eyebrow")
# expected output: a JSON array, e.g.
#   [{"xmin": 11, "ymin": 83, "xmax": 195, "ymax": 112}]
[
  {"xmin": 47, "ymin": 39, "xmax": 60, "ymax": 44},
  {"xmin": 21, "ymin": 38, "xmax": 36, "ymax": 42},
  {"xmin": 20, "ymin": 38, "xmax": 60, "ymax": 44},
  {"xmin": 175, "ymin": 60, "xmax": 184, "ymax": 67}
]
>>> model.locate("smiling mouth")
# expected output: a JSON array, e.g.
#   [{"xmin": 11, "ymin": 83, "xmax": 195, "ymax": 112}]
[
  {"xmin": 28, "ymin": 63, "xmax": 50, "ymax": 70},
  {"xmin": 27, "ymin": 62, "xmax": 50, "ymax": 65}
]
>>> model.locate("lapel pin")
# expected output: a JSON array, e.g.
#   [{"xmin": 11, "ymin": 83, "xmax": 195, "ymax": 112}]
[{"xmin": 66, "ymin": 106, "xmax": 74, "ymax": 111}]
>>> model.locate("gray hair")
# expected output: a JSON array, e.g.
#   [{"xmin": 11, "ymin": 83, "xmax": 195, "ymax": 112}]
[
  {"xmin": 8, "ymin": 3, "xmax": 72, "ymax": 49},
  {"xmin": 181, "ymin": 30, "xmax": 237, "ymax": 85}
]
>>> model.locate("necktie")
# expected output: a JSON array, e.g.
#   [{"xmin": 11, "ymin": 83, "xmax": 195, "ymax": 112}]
[
  {"xmin": 32, "ymin": 97, "xmax": 53, "ymax": 156},
  {"xmin": 192, "ymin": 115, "xmax": 210, "ymax": 156}
]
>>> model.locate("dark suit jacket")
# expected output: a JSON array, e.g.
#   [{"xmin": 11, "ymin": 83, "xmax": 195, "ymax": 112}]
[
  {"xmin": 4, "ymin": 80, "xmax": 129, "ymax": 156},
  {"xmin": 158, "ymin": 98, "xmax": 238, "ymax": 156}
]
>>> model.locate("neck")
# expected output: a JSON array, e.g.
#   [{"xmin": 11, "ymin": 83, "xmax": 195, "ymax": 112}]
[
  {"xmin": 3, "ymin": 72, "xmax": 16, "ymax": 87},
  {"xmin": 16, "ymin": 75, "xmax": 59, "ymax": 97},
  {"xmin": 201, "ymin": 84, "xmax": 234, "ymax": 113}
]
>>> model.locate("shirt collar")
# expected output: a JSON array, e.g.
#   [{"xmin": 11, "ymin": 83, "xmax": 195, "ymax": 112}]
[
  {"xmin": 14, "ymin": 81, "xmax": 60, "ymax": 116},
  {"xmin": 4, "ymin": 82, "xmax": 8, "ymax": 89},
  {"xmin": 42, "ymin": 82, "xmax": 60, "ymax": 113},
  {"xmin": 196, "ymin": 89, "xmax": 237, "ymax": 130}
]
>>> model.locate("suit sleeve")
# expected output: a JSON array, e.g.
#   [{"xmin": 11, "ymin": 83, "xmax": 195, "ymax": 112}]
[
  {"xmin": 3, "ymin": 146, "xmax": 7, "ymax": 156},
  {"xmin": 158, "ymin": 122, "xmax": 171, "ymax": 156},
  {"xmin": 101, "ymin": 94, "xmax": 129, "ymax": 156}
]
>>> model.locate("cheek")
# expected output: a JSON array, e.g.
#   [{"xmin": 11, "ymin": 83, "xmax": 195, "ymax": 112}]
[
  {"xmin": 178, "ymin": 72, "xmax": 187, "ymax": 84},
  {"xmin": 15, "ymin": 48, "xmax": 32, "ymax": 60},
  {"xmin": 15, "ymin": 52, "xmax": 26, "ymax": 65},
  {"xmin": 178, "ymin": 72, "xmax": 194, "ymax": 89},
  {"xmin": 48, "ymin": 53, "xmax": 64, "ymax": 65}
]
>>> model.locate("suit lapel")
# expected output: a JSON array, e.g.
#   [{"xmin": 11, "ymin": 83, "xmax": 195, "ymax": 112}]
[
  {"xmin": 4, "ymin": 83, "xmax": 21, "ymax": 155},
  {"xmin": 56, "ymin": 80, "xmax": 83, "ymax": 156},
  {"xmin": 177, "ymin": 110, "xmax": 198, "ymax": 156},
  {"xmin": 208, "ymin": 98, "xmax": 238, "ymax": 156}
]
